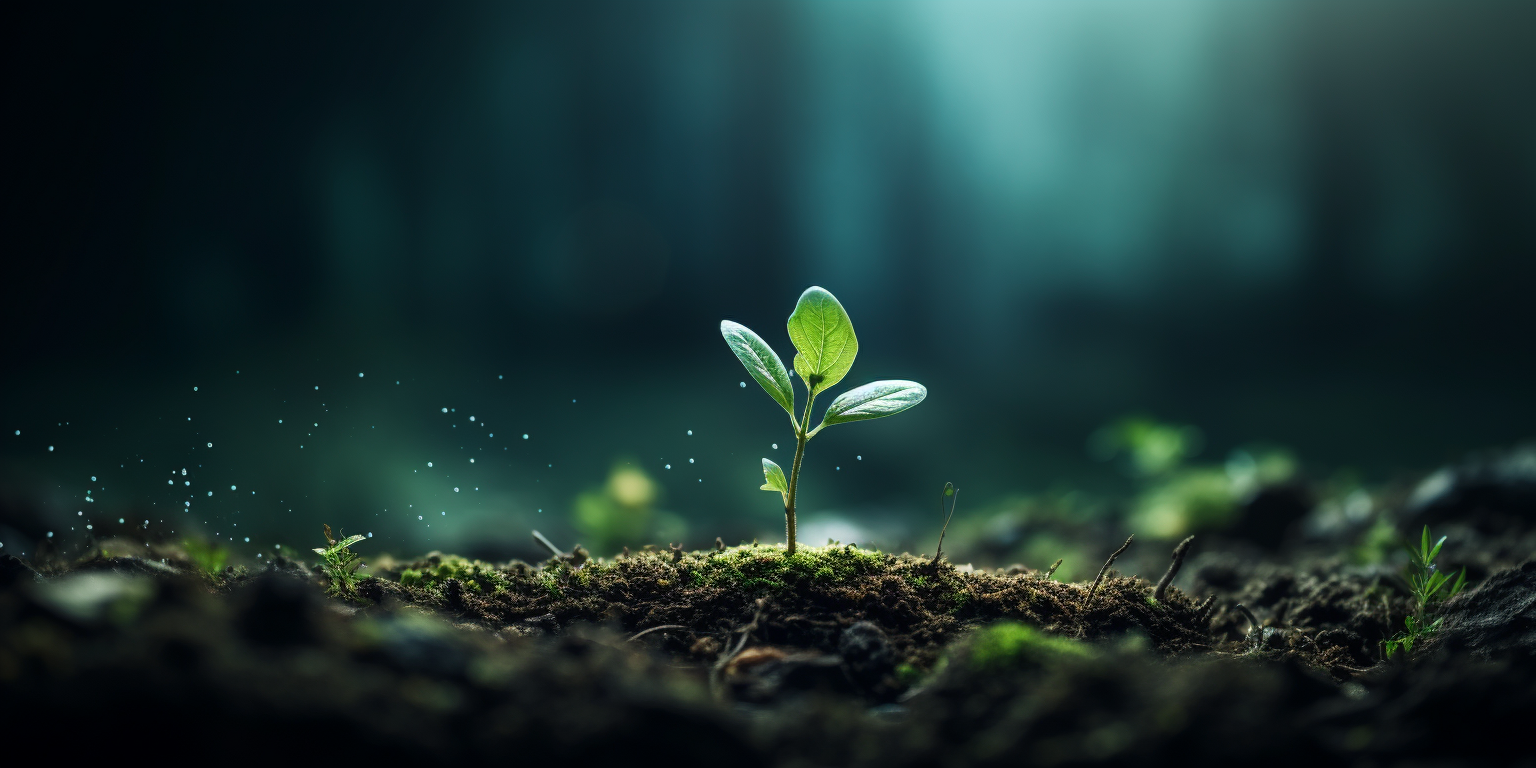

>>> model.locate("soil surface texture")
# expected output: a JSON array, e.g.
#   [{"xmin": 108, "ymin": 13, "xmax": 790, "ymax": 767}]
[{"xmin": 3, "ymin": 448, "xmax": 1535, "ymax": 766}]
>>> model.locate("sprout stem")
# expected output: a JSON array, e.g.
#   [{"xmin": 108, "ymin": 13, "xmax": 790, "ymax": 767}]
[{"xmin": 784, "ymin": 390, "xmax": 818, "ymax": 556}]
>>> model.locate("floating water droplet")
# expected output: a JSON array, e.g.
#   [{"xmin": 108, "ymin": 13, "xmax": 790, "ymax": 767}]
[
  {"xmin": 48, "ymin": 446, "xmax": 54, "ymax": 452},
  {"xmin": 358, "ymin": 372, "xmax": 364, "ymax": 377},
  {"xmin": 91, "ymin": 476, "xmax": 97, "ymax": 481},
  {"xmin": 427, "ymin": 462, "xmax": 434, "ymax": 467},
  {"xmin": 206, "ymin": 442, "xmax": 213, "ymax": 448},
  {"xmin": 181, "ymin": 469, "xmax": 187, "ymax": 476},
  {"xmin": 739, "ymin": 382, "xmax": 746, "ymax": 388},
  {"xmin": 772, "ymin": 443, "xmax": 778, "ymax": 449},
  {"xmin": 314, "ymin": 386, "xmax": 319, "ymax": 390},
  {"xmin": 523, "ymin": 434, "xmax": 529, "ymax": 439},
  {"xmin": 193, "ymin": 386, "xmax": 198, "ymax": 391},
  {"xmin": 367, "ymin": 532, "xmax": 373, "ymax": 537},
  {"xmin": 442, "ymin": 407, "xmax": 448, "ymax": 413},
  {"xmin": 470, "ymin": 458, "xmax": 475, "ymax": 463},
  {"xmin": 418, "ymin": 515, "xmax": 423, "ymax": 520},
  {"xmin": 207, "ymin": 491, "xmax": 212, "ymax": 497},
  {"xmin": 442, "ymin": 510, "xmax": 446, "ymax": 515},
  {"xmin": 47, "ymin": 532, "xmax": 53, "ymax": 538},
  {"xmin": 454, "ymin": 487, "xmax": 459, "ymax": 492},
  {"xmin": 687, "ymin": 430, "xmax": 693, "ymax": 436},
  {"xmin": 665, "ymin": 464, "xmax": 671, "ymax": 469},
  {"xmin": 278, "ymin": 419, "xmax": 282, "ymax": 423},
  {"xmin": 230, "ymin": 485, "xmax": 236, "ymax": 490},
  {"xmin": 86, "ymin": 524, "xmax": 92, "ymax": 530},
  {"xmin": 857, "ymin": 455, "xmax": 862, "ymax": 460},
  {"xmin": 689, "ymin": 458, "xmax": 695, "ymax": 464},
  {"xmin": 469, "ymin": 416, "xmax": 476, "ymax": 421},
  {"xmin": 77, "ymin": 511, "xmax": 82, "ymax": 516},
  {"xmin": 489, "ymin": 433, "xmax": 494, "ymax": 437}
]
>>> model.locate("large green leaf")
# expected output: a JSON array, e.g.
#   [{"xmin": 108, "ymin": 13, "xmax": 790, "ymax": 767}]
[
  {"xmin": 818, "ymin": 380, "xmax": 926, "ymax": 429},
  {"xmin": 786, "ymin": 286, "xmax": 858, "ymax": 396},
  {"xmin": 720, "ymin": 320, "xmax": 795, "ymax": 416},
  {"xmin": 761, "ymin": 458, "xmax": 789, "ymax": 506}
]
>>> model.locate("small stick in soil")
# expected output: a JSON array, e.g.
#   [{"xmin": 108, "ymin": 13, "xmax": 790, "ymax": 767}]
[
  {"xmin": 532, "ymin": 530, "xmax": 564, "ymax": 558},
  {"xmin": 933, "ymin": 482, "xmax": 960, "ymax": 563},
  {"xmin": 1195, "ymin": 595, "xmax": 1216, "ymax": 624},
  {"xmin": 1086, "ymin": 535, "xmax": 1134, "ymax": 607},
  {"xmin": 715, "ymin": 537, "xmax": 726, "ymax": 552},
  {"xmin": 627, "ymin": 624, "xmax": 689, "ymax": 643},
  {"xmin": 1235, "ymin": 603, "xmax": 1262, "ymax": 647},
  {"xmin": 1153, "ymin": 536, "xmax": 1195, "ymax": 602},
  {"xmin": 1044, "ymin": 559, "xmax": 1063, "ymax": 581},
  {"xmin": 712, "ymin": 599, "xmax": 769, "ymax": 694}
]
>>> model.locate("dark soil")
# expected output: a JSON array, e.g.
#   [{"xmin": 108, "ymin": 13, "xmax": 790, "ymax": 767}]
[{"xmin": 2, "ymin": 446, "xmax": 1534, "ymax": 766}]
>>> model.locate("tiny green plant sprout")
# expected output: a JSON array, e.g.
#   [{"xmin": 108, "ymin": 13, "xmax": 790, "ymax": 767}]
[
  {"xmin": 1384, "ymin": 524, "xmax": 1467, "ymax": 659},
  {"xmin": 314, "ymin": 524, "xmax": 367, "ymax": 596},
  {"xmin": 721, "ymin": 286, "xmax": 927, "ymax": 555}
]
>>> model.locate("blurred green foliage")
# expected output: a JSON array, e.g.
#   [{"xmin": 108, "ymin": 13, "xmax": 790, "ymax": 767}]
[
  {"xmin": 573, "ymin": 462, "xmax": 687, "ymax": 556},
  {"xmin": 182, "ymin": 538, "xmax": 228, "ymax": 575},
  {"xmin": 1092, "ymin": 416, "xmax": 1297, "ymax": 540}
]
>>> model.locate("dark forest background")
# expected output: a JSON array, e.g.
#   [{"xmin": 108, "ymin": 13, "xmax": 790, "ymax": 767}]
[{"xmin": 3, "ymin": 1, "xmax": 1533, "ymax": 562}]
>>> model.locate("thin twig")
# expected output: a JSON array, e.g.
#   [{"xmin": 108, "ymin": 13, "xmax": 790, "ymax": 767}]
[
  {"xmin": 1153, "ymin": 536, "xmax": 1195, "ymax": 602},
  {"xmin": 1195, "ymin": 595, "xmax": 1216, "ymax": 625},
  {"xmin": 1235, "ymin": 603, "xmax": 1262, "ymax": 648},
  {"xmin": 627, "ymin": 624, "xmax": 689, "ymax": 643},
  {"xmin": 1086, "ymin": 535, "xmax": 1134, "ymax": 606},
  {"xmin": 934, "ymin": 483, "xmax": 959, "ymax": 563},
  {"xmin": 1044, "ymin": 559, "xmax": 1063, "ymax": 581},
  {"xmin": 531, "ymin": 530, "xmax": 565, "ymax": 558}
]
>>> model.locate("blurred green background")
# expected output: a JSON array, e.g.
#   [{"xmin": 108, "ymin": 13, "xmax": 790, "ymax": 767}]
[{"xmin": 2, "ymin": 1, "xmax": 1533, "ymax": 566}]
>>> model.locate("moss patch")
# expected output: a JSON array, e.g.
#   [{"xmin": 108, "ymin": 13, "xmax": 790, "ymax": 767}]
[
  {"xmin": 967, "ymin": 620, "xmax": 1094, "ymax": 672},
  {"xmin": 375, "ymin": 544, "xmax": 1213, "ymax": 670}
]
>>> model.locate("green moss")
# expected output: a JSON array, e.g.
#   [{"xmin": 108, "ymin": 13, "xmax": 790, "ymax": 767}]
[
  {"xmin": 691, "ymin": 544, "xmax": 885, "ymax": 595},
  {"xmin": 397, "ymin": 555, "xmax": 509, "ymax": 593},
  {"xmin": 967, "ymin": 621, "xmax": 1092, "ymax": 672}
]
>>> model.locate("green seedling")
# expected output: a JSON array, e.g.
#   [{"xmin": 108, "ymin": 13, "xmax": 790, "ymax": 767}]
[
  {"xmin": 313, "ymin": 524, "xmax": 367, "ymax": 596},
  {"xmin": 1383, "ymin": 525, "xmax": 1467, "ymax": 659},
  {"xmin": 934, "ymin": 482, "xmax": 959, "ymax": 563},
  {"xmin": 721, "ymin": 286, "xmax": 927, "ymax": 554}
]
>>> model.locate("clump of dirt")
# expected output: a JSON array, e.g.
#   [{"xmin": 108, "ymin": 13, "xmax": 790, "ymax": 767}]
[
  {"xmin": 3, "ymin": 538, "xmax": 1534, "ymax": 765},
  {"xmin": 377, "ymin": 543, "xmax": 1216, "ymax": 674}
]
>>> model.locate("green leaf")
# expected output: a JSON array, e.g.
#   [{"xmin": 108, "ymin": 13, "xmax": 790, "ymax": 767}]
[
  {"xmin": 1449, "ymin": 567, "xmax": 1468, "ymax": 598},
  {"xmin": 760, "ymin": 458, "xmax": 789, "ymax": 506},
  {"xmin": 1428, "ymin": 535, "xmax": 1447, "ymax": 565},
  {"xmin": 720, "ymin": 320, "xmax": 795, "ymax": 417},
  {"xmin": 818, "ymin": 380, "xmax": 927, "ymax": 429},
  {"xmin": 1425, "ymin": 571, "xmax": 1450, "ymax": 599},
  {"xmin": 1420, "ymin": 525, "xmax": 1431, "ymax": 561},
  {"xmin": 786, "ymin": 286, "xmax": 858, "ymax": 396}
]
